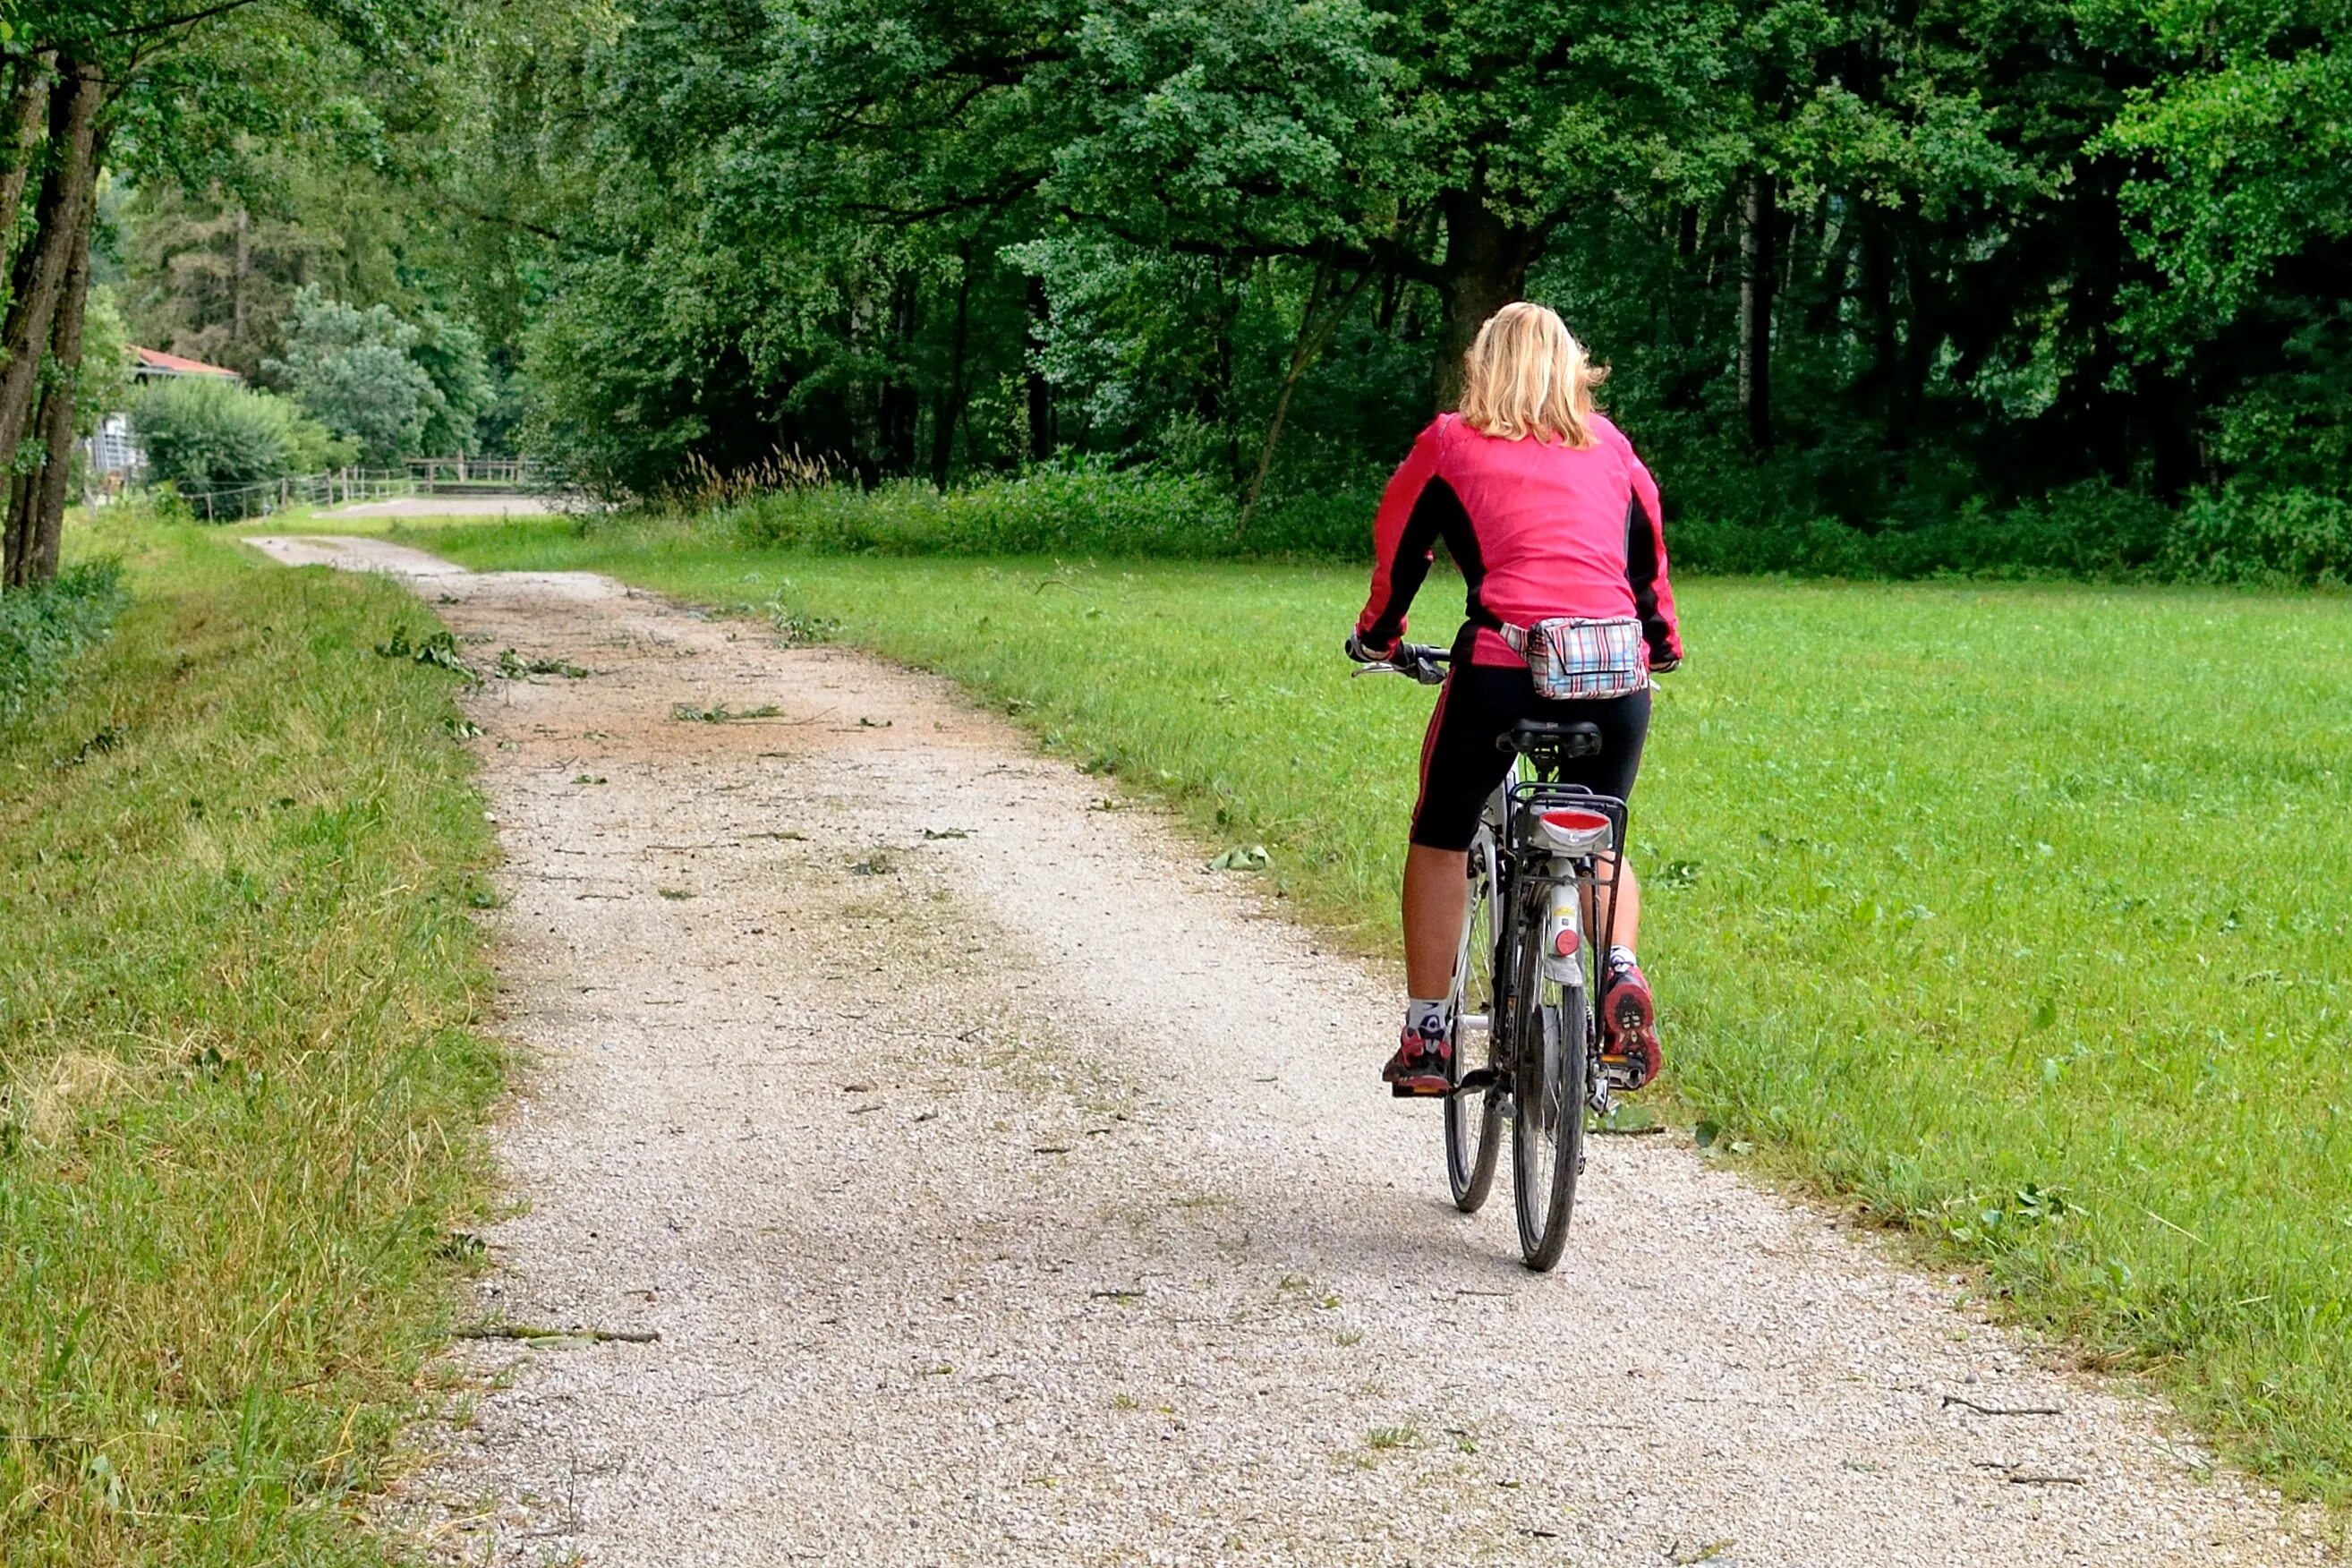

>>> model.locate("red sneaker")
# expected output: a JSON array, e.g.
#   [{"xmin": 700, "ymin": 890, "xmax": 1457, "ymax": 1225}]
[
  {"xmin": 1382, "ymin": 1025, "xmax": 1453, "ymax": 1098},
  {"xmin": 1600, "ymin": 959, "xmax": 1661, "ymax": 1089}
]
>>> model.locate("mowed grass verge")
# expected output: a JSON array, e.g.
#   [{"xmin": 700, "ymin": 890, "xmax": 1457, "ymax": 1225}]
[
  {"xmin": 2, "ymin": 513, "xmax": 500, "ymax": 1564},
  {"xmin": 397, "ymin": 512, "xmax": 2352, "ymax": 1508}
]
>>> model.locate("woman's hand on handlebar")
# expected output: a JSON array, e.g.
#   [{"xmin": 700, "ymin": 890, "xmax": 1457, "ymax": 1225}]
[{"xmin": 1346, "ymin": 633, "xmax": 1449, "ymax": 686}]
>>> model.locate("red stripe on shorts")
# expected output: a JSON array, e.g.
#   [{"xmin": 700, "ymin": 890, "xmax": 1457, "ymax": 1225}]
[{"xmin": 1410, "ymin": 671, "xmax": 1452, "ymax": 829}]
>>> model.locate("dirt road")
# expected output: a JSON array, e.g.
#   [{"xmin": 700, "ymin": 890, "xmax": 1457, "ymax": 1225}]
[{"xmin": 251, "ymin": 535, "xmax": 2326, "ymax": 1567}]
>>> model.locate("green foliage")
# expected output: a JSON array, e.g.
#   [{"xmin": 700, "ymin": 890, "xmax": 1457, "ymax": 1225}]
[
  {"xmin": 2107, "ymin": 18, "xmax": 2352, "ymax": 338},
  {"xmin": 2165, "ymin": 488, "xmax": 2352, "ymax": 587},
  {"xmin": 387, "ymin": 0, "xmax": 2343, "ymax": 587},
  {"xmin": 75, "ymin": 287, "xmax": 135, "ymax": 439},
  {"xmin": 266, "ymin": 286, "xmax": 445, "ymax": 464},
  {"xmin": 61, "ymin": 0, "xmax": 2352, "ymax": 577},
  {"xmin": 0, "ymin": 560, "xmax": 126, "ymax": 726},
  {"xmin": 624, "ymin": 464, "xmax": 2352, "ymax": 588},
  {"xmin": 721, "ymin": 464, "xmax": 1325, "ymax": 558},
  {"xmin": 408, "ymin": 309, "xmax": 498, "ymax": 456},
  {"xmin": 0, "ymin": 515, "xmax": 500, "ymax": 1564},
  {"xmin": 115, "ymin": 190, "xmax": 323, "ymax": 381},
  {"xmin": 127, "ymin": 375, "xmax": 354, "ymax": 516},
  {"xmin": 411, "ymin": 516, "xmax": 2352, "ymax": 1506},
  {"xmin": 1670, "ymin": 484, "xmax": 2177, "ymax": 582}
]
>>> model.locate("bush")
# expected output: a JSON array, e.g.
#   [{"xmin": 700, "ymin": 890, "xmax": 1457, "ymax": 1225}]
[
  {"xmin": 2163, "ymin": 488, "xmax": 2352, "ymax": 585},
  {"xmin": 667, "ymin": 460, "xmax": 2352, "ymax": 589},
  {"xmin": 703, "ymin": 461, "xmax": 1382, "ymax": 563},
  {"xmin": 129, "ymin": 376, "xmax": 354, "ymax": 519},
  {"xmin": 725, "ymin": 464, "xmax": 1234, "ymax": 557},
  {"xmin": 0, "ymin": 560, "xmax": 127, "ymax": 725},
  {"xmin": 1669, "ymin": 482, "xmax": 2178, "ymax": 582}
]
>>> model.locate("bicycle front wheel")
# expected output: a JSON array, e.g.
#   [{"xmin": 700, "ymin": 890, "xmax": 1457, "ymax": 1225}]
[
  {"xmin": 1444, "ymin": 829, "xmax": 1504, "ymax": 1213},
  {"xmin": 1512, "ymin": 963, "xmax": 1588, "ymax": 1272}
]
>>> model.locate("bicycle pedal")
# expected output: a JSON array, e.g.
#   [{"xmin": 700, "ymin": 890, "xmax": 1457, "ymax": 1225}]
[{"xmin": 1597, "ymin": 1055, "xmax": 1648, "ymax": 1093}]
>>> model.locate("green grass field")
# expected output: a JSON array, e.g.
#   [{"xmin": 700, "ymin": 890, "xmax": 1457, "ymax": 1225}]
[
  {"xmin": 390, "ymin": 511, "xmax": 2352, "ymax": 1507},
  {"xmin": 1, "ymin": 513, "xmax": 499, "ymax": 1564}
]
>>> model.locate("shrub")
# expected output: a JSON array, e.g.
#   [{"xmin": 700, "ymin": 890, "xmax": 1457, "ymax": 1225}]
[
  {"xmin": 1669, "ymin": 482, "xmax": 2176, "ymax": 582},
  {"xmin": 2160, "ymin": 488, "xmax": 2352, "ymax": 586},
  {"xmin": 129, "ymin": 376, "xmax": 354, "ymax": 519},
  {"xmin": 668, "ymin": 460, "xmax": 2352, "ymax": 589},
  {"xmin": 725, "ymin": 464, "xmax": 1238, "ymax": 558},
  {"xmin": 0, "ymin": 560, "xmax": 127, "ymax": 725},
  {"xmin": 703, "ymin": 460, "xmax": 1384, "ymax": 563}
]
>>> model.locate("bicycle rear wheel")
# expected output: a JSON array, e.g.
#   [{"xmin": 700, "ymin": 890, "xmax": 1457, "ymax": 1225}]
[
  {"xmin": 1444, "ymin": 829, "xmax": 1504, "ymax": 1213},
  {"xmin": 1512, "ymin": 954, "xmax": 1588, "ymax": 1271}
]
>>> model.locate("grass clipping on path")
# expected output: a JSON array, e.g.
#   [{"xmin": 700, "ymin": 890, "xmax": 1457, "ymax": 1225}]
[
  {"xmin": 0, "ymin": 516, "xmax": 500, "ymax": 1563},
  {"xmin": 408, "ymin": 512, "xmax": 2352, "ymax": 1512}
]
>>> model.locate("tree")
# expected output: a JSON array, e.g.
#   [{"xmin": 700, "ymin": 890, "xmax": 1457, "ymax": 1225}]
[
  {"xmin": 0, "ymin": 0, "xmax": 457, "ymax": 586},
  {"xmin": 266, "ymin": 285, "xmax": 443, "ymax": 464}
]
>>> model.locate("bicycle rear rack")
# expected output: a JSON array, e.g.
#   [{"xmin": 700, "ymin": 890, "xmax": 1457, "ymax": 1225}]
[{"xmin": 1505, "ymin": 780, "xmax": 1630, "ymax": 994}]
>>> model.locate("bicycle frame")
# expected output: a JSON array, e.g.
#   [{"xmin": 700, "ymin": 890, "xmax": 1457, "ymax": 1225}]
[
  {"xmin": 1357, "ymin": 637, "xmax": 1638, "ymax": 1265},
  {"xmin": 1482, "ymin": 772, "xmax": 1630, "ymax": 1119}
]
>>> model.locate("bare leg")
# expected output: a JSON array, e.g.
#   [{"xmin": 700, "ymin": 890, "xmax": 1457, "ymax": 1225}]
[{"xmin": 1402, "ymin": 844, "xmax": 1469, "ymax": 998}]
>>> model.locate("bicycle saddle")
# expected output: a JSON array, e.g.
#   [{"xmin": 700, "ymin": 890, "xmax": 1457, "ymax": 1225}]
[{"xmin": 1497, "ymin": 720, "xmax": 1604, "ymax": 759}]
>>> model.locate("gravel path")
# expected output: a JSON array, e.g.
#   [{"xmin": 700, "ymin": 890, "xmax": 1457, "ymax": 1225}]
[
  {"xmin": 252, "ymin": 535, "xmax": 2329, "ymax": 1567},
  {"xmin": 320, "ymin": 495, "xmax": 558, "ymax": 517}
]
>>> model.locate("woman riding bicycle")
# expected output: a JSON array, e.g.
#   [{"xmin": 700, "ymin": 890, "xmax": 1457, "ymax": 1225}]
[{"xmin": 1347, "ymin": 302, "xmax": 1682, "ymax": 1097}]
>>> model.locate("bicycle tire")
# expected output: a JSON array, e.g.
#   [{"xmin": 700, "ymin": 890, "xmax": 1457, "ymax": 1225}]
[
  {"xmin": 1444, "ymin": 829, "xmax": 1504, "ymax": 1213},
  {"xmin": 1512, "ymin": 942, "xmax": 1588, "ymax": 1271}
]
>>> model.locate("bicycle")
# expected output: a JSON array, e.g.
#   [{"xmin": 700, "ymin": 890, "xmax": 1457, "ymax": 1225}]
[{"xmin": 1354, "ymin": 641, "xmax": 1632, "ymax": 1271}]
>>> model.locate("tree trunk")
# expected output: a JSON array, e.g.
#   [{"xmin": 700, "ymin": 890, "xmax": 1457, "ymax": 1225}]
[
  {"xmin": 1900, "ymin": 240, "xmax": 1939, "ymax": 438},
  {"xmin": 1433, "ymin": 189, "xmax": 1537, "ymax": 410},
  {"xmin": 0, "ymin": 60, "xmax": 98, "ymax": 497},
  {"xmin": 0, "ymin": 53, "xmax": 55, "ymax": 278},
  {"xmin": 1238, "ymin": 266, "xmax": 1373, "ymax": 536},
  {"xmin": 1857, "ymin": 212, "xmax": 1901, "ymax": 446},
  {"xmin": 1737, "ymin": 169, "xmax": 1777, "ymax": 453},
  {"xmin": 1023, "ymin": 275, "xmax": 1052, "ymax": 462},
  {"xmin": 21, "ymin": 172, "xmax": 101, "ymax": 584},
  {"xmin": 877, "ymin": 273, "xmax": 919, "ymax": 475},
  {"xmin": 230, "ymin": 204, "xmax": 251, "ymax": 353},
  {"xmin": 3, "ymin": 473, "xmax": 26, "ymax": 588},
  {"xmin": 1214, "ymin": 264, "xmax": 1242, "ymax": 487},
  {"xmin": 929, "ymin": 263, "xmax": 972, "ymax": 490}
]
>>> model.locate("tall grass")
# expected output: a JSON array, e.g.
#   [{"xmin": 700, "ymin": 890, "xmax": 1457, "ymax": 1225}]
[
  {"xmin": 0, "ymin": 515, "xmax": 500, "ymax": 1563},
  {"xmin": 0, "ymin": 559, "xmax": 127, "ymax": 726},
  {"xmin": 579, "ymin": 464, "xmax": 2352, "ymax": 585},
  {"xmin": 404, "ymin": 513, "xmax": 2352, "ymax": 1509}
]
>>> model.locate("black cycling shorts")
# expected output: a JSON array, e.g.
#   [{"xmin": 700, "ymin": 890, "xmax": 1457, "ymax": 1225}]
[{"xmin": 1410, "ymin": 641, "xmax": 1650, "ymax": 852}]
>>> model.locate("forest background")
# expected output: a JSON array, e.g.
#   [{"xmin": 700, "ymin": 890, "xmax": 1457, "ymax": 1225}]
[{"xmin": 3, "ymin": 0, "xmax": 2349, "ymax": 579}]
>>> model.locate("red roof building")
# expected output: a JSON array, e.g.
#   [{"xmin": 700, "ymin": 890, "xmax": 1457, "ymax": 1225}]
[{"xmin": 132, "ymin": 345, "xmax": 243, "ymax": 380}]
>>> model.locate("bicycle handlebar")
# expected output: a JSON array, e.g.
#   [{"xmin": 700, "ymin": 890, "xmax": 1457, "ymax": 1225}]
[{"xmin": 1350, "ymin": 640, "xmax": 1451, "ymax": 686}]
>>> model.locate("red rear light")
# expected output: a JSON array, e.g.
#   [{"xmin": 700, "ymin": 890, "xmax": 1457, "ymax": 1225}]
[
  {"xmin": 1534, "ymin": 807, "xmax": 1615, "ymax": 855},
  {"xmin": 1553, "ymin": 927, "xmax": 1580, "ymax": 957}
]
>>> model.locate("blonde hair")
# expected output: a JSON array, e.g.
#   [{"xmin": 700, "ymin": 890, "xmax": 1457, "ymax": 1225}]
[{"xmin": 1456, "ymin": 302, "xmax": 1607, "ymax": 447}]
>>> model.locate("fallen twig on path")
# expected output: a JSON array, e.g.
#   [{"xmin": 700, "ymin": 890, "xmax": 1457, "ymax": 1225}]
[
  {"xmin": 1973, "ymin": 1460, "xmax": 2085, "ymax": 1486},
  {"xmin": 1943, "ymin": 1394, "xmax": 2063, "ymax": 1417},
  {"xmin": 456, "ymin": 1323, "xmax": 660, "ymax": 1344}
]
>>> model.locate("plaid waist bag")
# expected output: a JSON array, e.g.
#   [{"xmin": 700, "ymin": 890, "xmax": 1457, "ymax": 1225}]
[{"xmin": 1496, "ymin": 615, "xmax": 1649, "ymax": 701}]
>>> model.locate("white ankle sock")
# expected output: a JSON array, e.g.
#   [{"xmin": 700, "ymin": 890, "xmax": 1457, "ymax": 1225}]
[
  {"xmin": 1405, "ymin": 997, "xmax": 1449, "ymax": 1038},
  {"xmin": 1608, "ymin": 945, "xmax": 1638, "ymax": 970}
]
